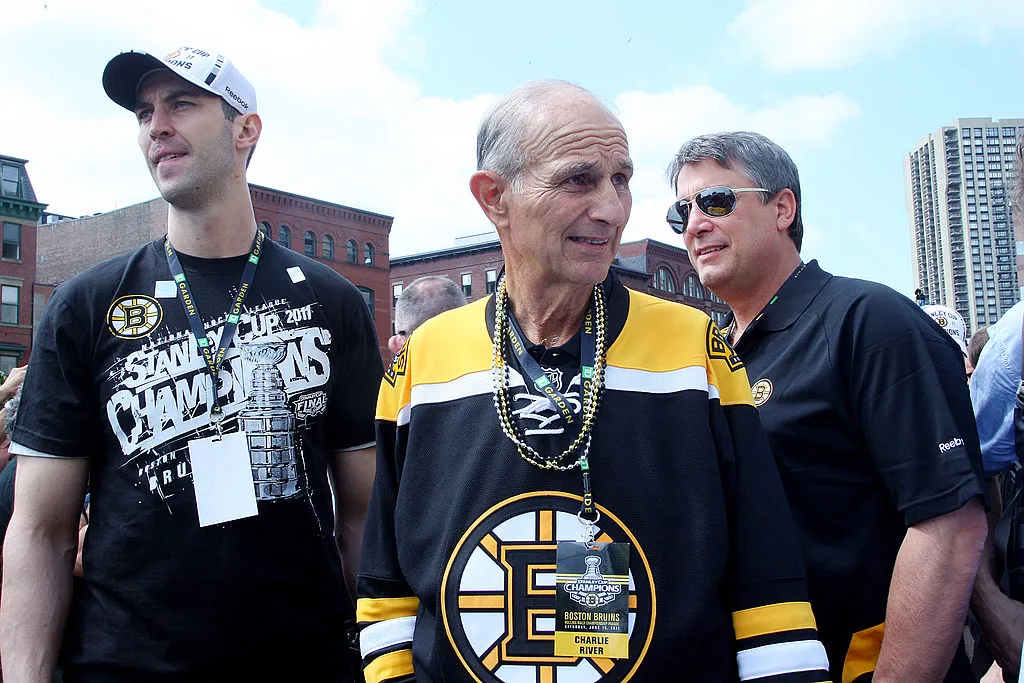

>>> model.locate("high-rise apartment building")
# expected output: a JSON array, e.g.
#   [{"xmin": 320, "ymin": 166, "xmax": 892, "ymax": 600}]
[{"xmin": 905, "ymin": 117, "xmax": 1023, "ymax": 335}]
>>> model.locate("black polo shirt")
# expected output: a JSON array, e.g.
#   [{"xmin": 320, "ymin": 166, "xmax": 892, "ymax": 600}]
[{"xmin": 730, "ymin": 260, "xmax": 984, "ymax": 683}]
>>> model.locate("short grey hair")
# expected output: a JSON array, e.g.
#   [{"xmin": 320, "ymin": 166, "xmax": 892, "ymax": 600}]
[
  {"xmin": 476, "ymin": 80, "xmax": 611, "ymax": 191},
  {"xmin": 665, "ymin": 131, "xmax": 804, "ymax": 252},
  {"xmin": 395, "ymin": 276, "xmax": 467, "ymax": 335}
]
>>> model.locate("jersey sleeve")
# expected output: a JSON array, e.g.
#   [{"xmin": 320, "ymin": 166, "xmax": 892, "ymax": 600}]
[
  {"xmin": 844, "ymin": 294, "xmax": 984, "ymax": 525},
  {"xmin": 10, "ymin": 287, "xmax": 99, "ymax": 459},
  {"xmin": 324, "ymin": 278, "xmax": 384, "ymax": 452},
  {"xmin": 706, "ymin": 320, "xmax": 832, "ymax": 682},
  {"xmin": 357, "ymin": 340, "xmax": 416, "ymax": 683}
]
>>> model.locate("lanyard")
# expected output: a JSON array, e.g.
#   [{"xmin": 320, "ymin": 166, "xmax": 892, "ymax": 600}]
[
  {"xmin": 505, "ymin": 303, "xmax": 597, "ymax": 426},
  {"xmin": 504, "ymin": 299, "xmax": 601, "ymax": 534},
  {"xmin": 164, "ymin": 230, "xmax": 264, "ymax": 428}
]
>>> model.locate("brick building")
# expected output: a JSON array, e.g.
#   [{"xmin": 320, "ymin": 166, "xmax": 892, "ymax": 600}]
[
  {"xmin": 0, "ymin": 155, "xmax": 46, "ymax": 373},
  {"xmin": 390, "ymin": 234, "xmax": 730, "ymax": 336},
  {"xmin": 36, "ymin": 184, "xmax": 393, "ymax": 356}
]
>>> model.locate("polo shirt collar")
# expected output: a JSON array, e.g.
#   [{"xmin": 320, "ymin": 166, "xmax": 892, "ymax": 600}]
[{"xmin": 727, "ymin": 260, "xmax": 832, "ymax": 335}]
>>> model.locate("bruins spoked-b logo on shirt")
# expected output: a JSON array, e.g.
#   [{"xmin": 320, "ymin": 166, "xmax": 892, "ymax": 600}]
[
  {"xmin": 441, "ymin": 492, "xmax": 655, "ymax": 683},
  {"xmin": 750, "ymin": 378, "xmax": 773, "ymax": 407},
  {"xmin": 107, "ymin": 295, "xmax": 163, "ymax": 339}
]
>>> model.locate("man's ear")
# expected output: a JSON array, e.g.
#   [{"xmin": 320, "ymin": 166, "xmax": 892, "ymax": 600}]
[
  {"xmin": 237, "ymin": 112, "xmax": 261, "ymax": 156},
  {"xmin": 387, "ymin": 334, "xmax": 405, "ymax": 355},
  {"xmin": 774, "ymin": 188, "xmax": 797, "ymax": 234},
  {"xmin": 470, "ymin": 170, "xmax": 511, "ymax": 230}
]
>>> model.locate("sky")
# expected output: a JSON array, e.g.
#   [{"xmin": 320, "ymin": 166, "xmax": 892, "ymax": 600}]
[{"xmin": 2, "ymin": 0, "xmax": 1022, "ymax": 296}]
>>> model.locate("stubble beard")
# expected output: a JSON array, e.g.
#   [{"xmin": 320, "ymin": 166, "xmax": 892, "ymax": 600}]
[{"xmin": 153, "ymin": 124, "xmax": 237, "ymax": 211}]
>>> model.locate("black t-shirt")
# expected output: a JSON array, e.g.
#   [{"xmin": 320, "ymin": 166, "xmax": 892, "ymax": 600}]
[
  {"xmin": 731, "ymin": 260, "xmax": 984, "ymax": 683},
  {"xmin": 12, "ymin": 237, "xmax": 383, "ymax": 682}
]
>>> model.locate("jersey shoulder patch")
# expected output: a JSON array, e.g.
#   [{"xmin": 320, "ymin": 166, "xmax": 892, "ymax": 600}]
[{"xmin": 706, "ymin": 321, "xmax": 744, "ymax": 372}]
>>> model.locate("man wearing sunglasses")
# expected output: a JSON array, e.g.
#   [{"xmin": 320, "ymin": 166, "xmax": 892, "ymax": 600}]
[{"xmin": 666, "ymin": 131, "xmax": 987, "ymax": 682}]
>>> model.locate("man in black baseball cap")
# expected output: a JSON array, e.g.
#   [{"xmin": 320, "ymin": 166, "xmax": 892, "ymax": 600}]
[{"xmin": 0, "ymin": 45, "xmax": 381, "ymax": 683}]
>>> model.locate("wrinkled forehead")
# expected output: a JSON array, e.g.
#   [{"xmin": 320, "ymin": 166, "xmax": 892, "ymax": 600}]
[{"xmin": 521, "ymin": 96, "xmax": 630, "ymax": 168}]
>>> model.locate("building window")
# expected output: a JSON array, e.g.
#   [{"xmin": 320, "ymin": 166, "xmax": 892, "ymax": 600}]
[
  {"xmin": 654, "ymin": 267, "xmax": 676, "ymax": 293},
  {"xmin": 2, "ymin": 222, "xmax": 21, "ymax": 261},
  {"xmin": 462, "ymin": 273, "xmax": 472, "ymax": 298},
  {"xmin": 0, "ymin": 164, "xmax": 20, "ymax": 198},
  {"xmin": 1, "ymin": 285, "xmax": 18, "ymax": 324},
  {"xmin": 304, "ymin": 231, "xmax": 316, "ymax": 257},
  {"xmin": 364, "ymin": 243, "xmax": 374, "ymax": 266},
  {"xmin": 0, "ymin": 354, "xmax": 17, "ymax": 376},
  {"xmin": 684, "ymin": 275, "xmax": 703, "ymax": 299},
  {"xmin": 486, "ymin": 269, "xmax": 498, "ymax": 294},
  {"xmin": 393, "ymin": 283, "xmax": 403, "ymax": 307},
  {"xmin": 357, "ymin": 286, "xmax": 374, "ymax": 312},
  {"xmin": 258, "ymin": 222, "xmax": 271, "ymax": 240},
  {"xmin": 347, "ymin": 240, "xmax": 358, "ymax": 263},
  {"xmin": 322, "ymin": 235, "xmax": 334, "ymax": 260},
  {"xmin": 279, "ymin": 225, "xmax": 291, "ymax": 249}
]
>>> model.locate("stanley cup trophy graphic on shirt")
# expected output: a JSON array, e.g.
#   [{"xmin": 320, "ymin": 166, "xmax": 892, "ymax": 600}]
[{"xmin": 240, "ymin": 341, "xmax": 303, "ymax": 500}]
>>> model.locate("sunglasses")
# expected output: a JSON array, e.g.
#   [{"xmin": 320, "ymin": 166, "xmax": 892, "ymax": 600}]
[{"xmin": 666, "ymin": 186, "xmax": 768, "ymax": 234}]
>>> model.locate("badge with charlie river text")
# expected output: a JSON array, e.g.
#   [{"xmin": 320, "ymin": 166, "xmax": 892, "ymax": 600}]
[{"xmin": 555, "ymin": 541, "xmax": 630, "ymax": 659}]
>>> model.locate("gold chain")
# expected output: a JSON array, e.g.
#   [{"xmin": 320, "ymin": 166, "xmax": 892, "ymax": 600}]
[{"xmin": 490, "ymin": 277, "xmax": 607, "ymax": 471}]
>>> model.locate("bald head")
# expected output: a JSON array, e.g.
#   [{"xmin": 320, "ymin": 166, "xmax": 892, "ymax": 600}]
[
  {"xmin": 388, "ymin": 276, "xmax": 467, "ymax": 354},
  {"xmin": 476, "ymin": 80, "xmax": 620, "ymax": 190}
]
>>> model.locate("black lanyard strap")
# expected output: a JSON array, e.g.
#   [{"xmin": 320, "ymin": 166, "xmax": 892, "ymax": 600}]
[
  {"xmin": 164, "ymin": 230, "xmax": 264, "ymax": 424},
  {"xmin": 506, "ymin": 304, "xmax": 596, "ymax": 426}
]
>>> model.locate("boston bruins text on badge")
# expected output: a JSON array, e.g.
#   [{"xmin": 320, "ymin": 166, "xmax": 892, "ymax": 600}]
[
  {"xmin": 750, "ymin": 378, "xmax": 773, "ymax": 407},
  {"xmin": 383, "ymin": 343, "xmax": 408, "ymax": 387},
  {"xmin": 706, "ymin": 322, "xmax": 743, "ymax": 372},
  {"xmin": 441, "ymin": 491, "xmax": 656, "ymax": 683},
  {"xmin": 107, "ymin": 295, "xmax": 163, "ymax": 339}
]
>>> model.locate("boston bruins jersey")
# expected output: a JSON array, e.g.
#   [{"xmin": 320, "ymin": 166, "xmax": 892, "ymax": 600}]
[{"xmin": 358, "ymin": 276, "xmax": 831, "ymax": 683}]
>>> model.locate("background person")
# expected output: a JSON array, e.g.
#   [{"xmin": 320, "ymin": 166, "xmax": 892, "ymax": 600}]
[{"xmin": 387, "ymin": 275, "xmax": 466, "ymax": 354}]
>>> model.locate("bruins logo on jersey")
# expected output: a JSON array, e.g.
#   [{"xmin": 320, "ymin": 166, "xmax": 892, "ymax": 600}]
[
  {"xmin": 750, "ymin": 378, "xmax": 773, "ymax": 407},
  {"xmin": 441, "ymin": 491, "xmax": 655, "ymax": 683},
  {"xmin": 706, "ymin": 322, "xmax": 743, "ymax": 372},
  {"xmin": 384, "ymin": 343, "xmax": 408, "ymax": 387},
  {"xmin": 106, "ymin": 295, "xmax": 162, "ymax": 339}
]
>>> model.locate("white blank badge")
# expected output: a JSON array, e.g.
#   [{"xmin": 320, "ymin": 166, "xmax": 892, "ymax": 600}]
[{"xmin": 189, "ymin": 431, "xmax": 258, "ymax": 527}]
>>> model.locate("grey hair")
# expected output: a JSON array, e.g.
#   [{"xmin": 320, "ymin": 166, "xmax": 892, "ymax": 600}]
[
  {"xmin": 476, "ymin": 80, "xmax": 612, "ymax": 191},
  {"xmin": 395, "ymin": 276, "xmax": 467, "ymax": 335},
  {"xmin": 665, "ymin": 131, "xmax": 804, "ymax": 252}
]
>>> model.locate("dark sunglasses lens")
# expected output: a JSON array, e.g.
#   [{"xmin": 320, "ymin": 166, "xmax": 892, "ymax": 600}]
[
  {"xmin": 696, "ymin": 187, "xmax": 737, "ymax": 217},
  {"xmin": 667, "ymin": 201, "xmax": 689, "ymax": 234}
]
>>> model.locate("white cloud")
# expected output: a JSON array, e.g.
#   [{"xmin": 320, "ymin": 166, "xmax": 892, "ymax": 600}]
[
  {"xmin": 0, "ymin": 1, "xmax": 859, "ymax": 262},
  {"xmin": 615, "ymin": 86, "xmax": 860, "ymax": 246},
  {"xmin": 729, "ymin": 0, "xmax": 1024, "ymax": 72}
]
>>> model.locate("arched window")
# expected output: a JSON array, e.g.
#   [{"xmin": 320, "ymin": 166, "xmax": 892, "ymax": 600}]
[
  {"xmin": 347, "ymin": 239, "xmax": 358, "ymax": 263},
  {"xmin": 304, "ymin": 231, "xmax": 316, "ymax": 257},
  {"xmin": 278, "ymin": 225, "xmax": 291, "ymax": 249},
  {"xmin": 258, "ymin": 222, "xmax": 271, "ymax": 240},
  {"xmin": 322, "ymin": 235, "xmax": 334, "ymax": 260},
  {"xmin": 364, "ymin": 243, "xmax": 374, "ymax": 266},
  {"xmin": 685, "ymin": 275, "xmax": 703, "ymax": 299},
  {"xmin": 357, "ymin": 286, "xmax": 374, "ymax": 311},
  {"xmin": 654, "ymin": 266, "xmax": 676, "ymax": 293}
]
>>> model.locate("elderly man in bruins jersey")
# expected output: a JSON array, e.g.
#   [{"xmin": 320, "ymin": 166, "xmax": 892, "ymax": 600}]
[{"xmin": 357, "ymin": 81, "xmax": 831, "ymax": 683}]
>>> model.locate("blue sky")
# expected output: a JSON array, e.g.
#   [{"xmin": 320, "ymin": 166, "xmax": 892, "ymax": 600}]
[{"xmin": 3, "ymin": 0, "xmax": 1022, "ymax": 295}]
